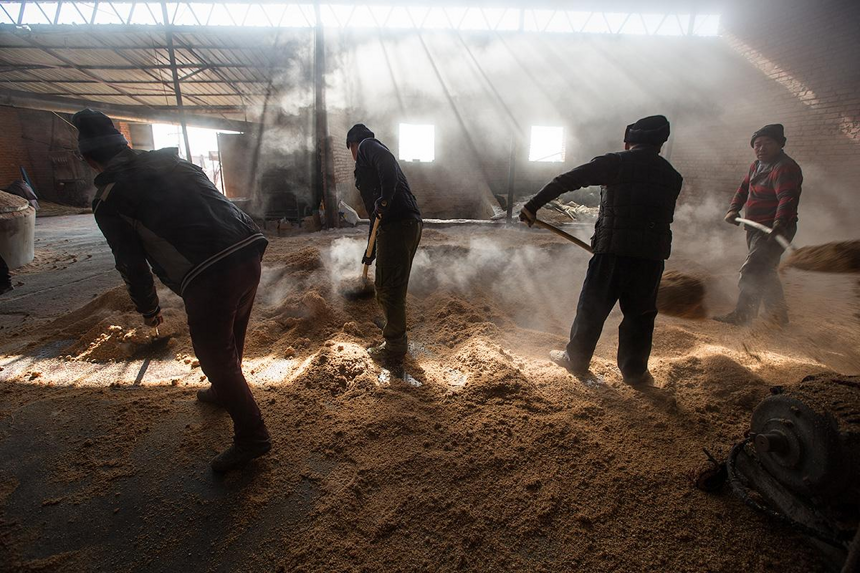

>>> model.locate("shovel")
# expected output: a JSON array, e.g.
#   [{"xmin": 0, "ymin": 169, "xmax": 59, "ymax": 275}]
[
  {"xmin": 735, "ymin": 217, "xmax": 860, "ymax": 274},
  {"xmin": 734, "ymin": 217, "xmax": 794, "ymax": 251},
  {"xmin": 340, "ymin": 215, "xmax": 381, "ymax": 300},
  {"xmin": 531, "ymin": 217, "xmax": 708, "ymax": 318},
  {"xmin": 533, "ymin": 218, "xmax": 593, "ymax": 253},
  {"xmin": 131, "ymin": 326, "xmax": 171, "ymax": 386}
]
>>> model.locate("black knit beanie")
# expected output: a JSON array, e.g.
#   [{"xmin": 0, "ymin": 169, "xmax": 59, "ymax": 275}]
[
  {"xmin": 750, "ymin": 124, "xmax": 786, "ymax": 148},
  {"xmin": 346, "ymin": 123, "xmax": 374, "ymax": 148},
  {"xmin": 71, "ymin": 109, "xmax": 128, "ymax": 154},
  {"xmin": 624, "ymin": 115, "xmax": 670, "ymax": 145}
]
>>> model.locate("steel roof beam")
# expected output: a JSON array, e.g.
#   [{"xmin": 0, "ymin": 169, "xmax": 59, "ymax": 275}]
[
  {"xmin": 0, "ymin": 78, "xmax": 268, "ymax": 84},
  {"xmin": 0, "ymin": 87, "xmax": 253, "ymax": 130}
]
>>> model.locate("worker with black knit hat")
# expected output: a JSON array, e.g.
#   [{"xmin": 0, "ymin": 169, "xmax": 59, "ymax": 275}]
[
  {"xmin": 346, "ymin": 123, "xmax": 422, "ymax": 360},
  {"xmin": 715, "ymin": 123, "xmax": 802, "ymax": 327},
  {"xmin": 72, "ymin": 109, "xmax": 271, "ymax": 472},
  {"xmin": 520, "ymin": 115, "xmax": 683, "ymax": 386}
]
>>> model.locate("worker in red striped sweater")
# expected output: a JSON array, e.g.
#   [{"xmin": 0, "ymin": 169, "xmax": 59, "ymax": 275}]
[{"xmin": 715, "ymin": 124, "xmax": 803, "ymax": 327}]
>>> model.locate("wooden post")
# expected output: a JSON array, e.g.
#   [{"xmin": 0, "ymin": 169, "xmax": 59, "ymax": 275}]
[
  {"xmin": 313, "ymin": 1, "xmax": 338, "ymax": 228},
  {"xmin": 506, "ymin": 134, "xmax": 517, "ymax": 223}
]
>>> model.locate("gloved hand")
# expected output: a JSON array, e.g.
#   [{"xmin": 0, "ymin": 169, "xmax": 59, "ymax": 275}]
[
  {"xmin": 373, "ymin": 198, "xmax": 388, "ymax": 219},
  {"xmin": 361, "ymin": 251, "xmax": 376, "ymax": 266},
  {"xmin": 143, "ymin": 311, "xmax": 164, "ymax": 327},
  {"xmin": 724, "ymin": 210, "xmax": 740, "ymax": 226},
  {"xmin": 519, "ymin": 206, "xmax": 536, "ymax": 227}
]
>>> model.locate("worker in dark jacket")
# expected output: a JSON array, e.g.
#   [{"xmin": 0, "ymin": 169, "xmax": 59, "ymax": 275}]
[
  {"xmin": 715, "ymin": 124, "xmax": 802, "ymax": 327},
  {"xmin": 520, "ymin": 115, "xmax": 683, "ymax": 386},
  {"xmin": 72, "ymin": 109, "xmax": 270, "ymax": 472},
  {"xmin": 346, "ymin": 124, "xmax": 422, "ymax": 359}
]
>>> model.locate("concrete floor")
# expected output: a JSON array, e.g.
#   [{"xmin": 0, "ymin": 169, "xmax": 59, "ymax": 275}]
[
  {"xmin": 0, "ymin": 214, "xmax": 322, "ymax": 572},
  {"xmin": 0, "ymin": 214, "xmax": 120, "ymax": 341},
  {"xmin": 0, "ymin": 215, "xmax": 850, "ymax": 572},
  {"xmin": 0, "ymin": 214, "xmax": 203, "ymax": 386}
]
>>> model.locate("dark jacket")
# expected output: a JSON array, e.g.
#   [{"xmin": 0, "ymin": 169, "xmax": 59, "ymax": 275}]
[
  {"xmin": 526, "ymin": 148, "xmax": 683, "ymax": 260},
  {"xmin": 354, "ymin": 138, "xmax": 421, "ymax": 224},
  {"xmin": 92, "ymin": 148, "xmax": 267, "ymax": 316}
]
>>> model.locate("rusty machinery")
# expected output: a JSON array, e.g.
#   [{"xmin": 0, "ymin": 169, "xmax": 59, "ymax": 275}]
[{"xmin": 698, "ymin": 374, "xmax": 860, "ymax": 572}]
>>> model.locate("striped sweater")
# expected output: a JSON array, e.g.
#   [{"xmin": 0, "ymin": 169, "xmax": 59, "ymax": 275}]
[{"xmin": 729, "ymin": 151, "xmax": 803, "ymax": 225}]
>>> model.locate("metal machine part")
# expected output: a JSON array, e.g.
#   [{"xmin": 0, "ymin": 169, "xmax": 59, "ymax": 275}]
[
  {"xmin": 751, "ymin": 375, "xmax": 860, "ymax": 503},
  {"xmin": 727, "ymin": 374, "xmax": 860, "ymax": 572}
]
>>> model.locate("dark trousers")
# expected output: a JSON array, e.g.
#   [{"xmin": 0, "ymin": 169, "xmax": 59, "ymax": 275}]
[
  {"xmin": 183, "ymin": 256, "xmax": 269, "ymax": 444},
  {"xmin": 567, "ymin": 254, "xmax": 664, "ymax": 379},
  {"xmin": 734, "ymin": 225, "xmax": 796, "ymax": 321},
  {"xmin": 375, "ymin": 219, "xmax": 422, "ymax": 353}
]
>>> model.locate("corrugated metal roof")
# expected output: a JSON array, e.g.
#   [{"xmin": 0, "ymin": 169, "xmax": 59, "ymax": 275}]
[{"xmin": 0, "ymin": 26, "xmax": 309, "ymax": 120}]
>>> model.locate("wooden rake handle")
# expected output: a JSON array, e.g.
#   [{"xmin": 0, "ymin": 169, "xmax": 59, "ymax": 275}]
[
  {"xmin": 534, "ymin": 218, "xmax": 593, "ymax": 254},
  {"xmin": 361, "ymin": 215, "xmax": 382, "ymax": 280}
]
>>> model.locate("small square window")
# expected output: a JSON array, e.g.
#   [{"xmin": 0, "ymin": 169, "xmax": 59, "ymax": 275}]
[
  {"xmin": 529, "ymin": 126, "xmax": 565, "ymax": 162},
  {"xmin": 398, "ymin": 124, "xmax": 435, "ymax": 162}
]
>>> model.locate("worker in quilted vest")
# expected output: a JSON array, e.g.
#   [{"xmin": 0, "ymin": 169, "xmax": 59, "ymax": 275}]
[{"xmin": 520, "ymin": 115, "xmax": 683, "ymax": 386}]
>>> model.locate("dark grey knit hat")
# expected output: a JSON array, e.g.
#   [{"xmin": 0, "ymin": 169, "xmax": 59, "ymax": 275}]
[
  {"xmin": 624, "ymin": 115, "xmax": 671, "ymax": 145},
  {"xmin": 71, "ymin": 109, "xmax": 128, "ymax": 154},
  {"xmin": 346, "ymin": 123, "xmax": 374, "ymax": 149},
  {"xmin": 750, "ymin": 124, "xmax": 786, "ymax": 147}
]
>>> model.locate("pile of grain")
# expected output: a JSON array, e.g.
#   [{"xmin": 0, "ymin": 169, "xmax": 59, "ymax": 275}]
[{"xmin": 782, "ymin": 241, "xmax": 860, "ymax": 274}]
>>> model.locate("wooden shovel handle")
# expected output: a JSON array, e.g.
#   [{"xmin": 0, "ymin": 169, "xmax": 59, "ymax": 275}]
[
  {"xmin": 365, "ymin": 215, "xmax": 381, "ymax": 258},
  {"xmin": 534, "ymin": 219, "xmax": 594, "ymax": 254},
  {"xmin": 361, "ymin": 215, "xmax": 382, "ymax": 281},
  {"xmin": 735, "ymin": 217, "xmax": 794, "ymax": 251}
]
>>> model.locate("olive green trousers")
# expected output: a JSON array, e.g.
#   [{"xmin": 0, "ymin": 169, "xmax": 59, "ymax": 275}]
[{"xmin": 374, "ymin": 219, "xmax": 422, "ymax": 353}]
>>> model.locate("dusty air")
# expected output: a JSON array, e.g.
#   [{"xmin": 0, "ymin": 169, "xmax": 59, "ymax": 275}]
[{"xmin": 0, "ymin": 1, "xmax": 858, "ymax": 572}]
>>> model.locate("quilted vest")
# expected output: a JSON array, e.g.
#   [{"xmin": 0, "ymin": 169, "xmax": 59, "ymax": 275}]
[{"xmin": 591, "ymin": 149, "xmax": 683, "ymax": 261}]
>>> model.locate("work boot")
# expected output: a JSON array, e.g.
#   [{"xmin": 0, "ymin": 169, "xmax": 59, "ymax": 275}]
[
  {"xmin": 211, "ymin": 440, "xmax": 271, "ymax": 473},
  {"xmin": 622, "ymin": 370, "xmax": 655, "ymax": 386},
  {"xmin": 713, "ymin": 312, "xmax": 750, "ymax": 326},
  {"xmin": 549, "ymin": 350, "xmax": 587, "ymax": 376},
  {"xmin": 196, "ymin": 387, "xmax": 224, "ymax": 407},
  {"xmin": 367, "ymin": 341, "xmax": 407, "ymax": 360},
  {"xmin": 763, "ymin": 307, "xmax": 789, "ymax": 328}
]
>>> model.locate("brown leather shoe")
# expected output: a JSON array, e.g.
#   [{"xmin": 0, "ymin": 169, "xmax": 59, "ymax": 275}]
[
  {"xmin": 211, "ymin": 440, "xmax": 271, "ymax": 473},
  {"xmin": 196, "ymin": 387, "xmax": 224, "ymax": 407}
]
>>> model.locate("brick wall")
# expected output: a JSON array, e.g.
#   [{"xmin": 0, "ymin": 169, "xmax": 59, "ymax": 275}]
[
  {"xmin": 330, "ymin": 110, "xmax": 498, "ymax": 219},
  {"xmin": 0, "ymin": 106, "xmax": 94, "ymax": 205},
  {"xmin": 0, "ymin": 107, "xmax": 32, "ymax": 191},
  {"xmin": 667, "ymin": 0, "xmax": 860, "ymax": 241},
  {"xmin": 4, "ymin": 2, "xmax": 856, "ymax": 226},
  {"xmin": 325, "ymin": 6, "xmax": 859, "ymax": 230},
  {"xmin": 117, "ymin": 121, "xmax": 134, "ymax": 149}
]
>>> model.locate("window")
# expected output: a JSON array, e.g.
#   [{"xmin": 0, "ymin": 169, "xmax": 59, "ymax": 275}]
[
  {"xmin": 152, "ymin": 124, "xmax": 238, "ymax": 193},
  {"xmin": 529, "ymin": 126, "xmax": 565, "ymax": 162},
  {"xmin": 398, "ymin": 124, "xmax": 435, "ymax": 162}
]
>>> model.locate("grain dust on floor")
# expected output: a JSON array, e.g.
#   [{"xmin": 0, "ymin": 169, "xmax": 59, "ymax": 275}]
[{"xmin": 1, "ymin": 226, "xmax": 858, "ymax": 572}]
